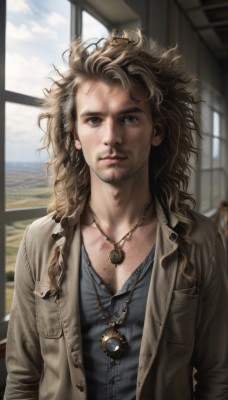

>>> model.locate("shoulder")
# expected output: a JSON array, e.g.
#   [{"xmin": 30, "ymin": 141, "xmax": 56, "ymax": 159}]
[
  {"xmin": 24, "ymin": 214, "xmax": 57, "ymax": 242},
  {"xmin": 188, "ymin": 209, "xmax": 225, "ymax": 272},
  {"xmin": 12, "ymin": 215, "xmax": 59, "ymax": 283},
  {"xmin": 188, "ymin": 209, "xmax": 218, "ymax": 244},
  {"xmin": 21, "ymin": 214, "xmax": 59, "ymax": 260}
]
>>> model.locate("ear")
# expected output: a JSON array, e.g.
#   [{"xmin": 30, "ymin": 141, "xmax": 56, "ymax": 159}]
[
  {"xmin": 151, "ymin": 121, "xmax": 165, "ymax": 147},
  {"xmin": 75, "ymin": 137, "xmax": 82, "ymax": 150},
  {"xmin": 72, "ymin": 127, "xmax": 82, "ymax": 150}
]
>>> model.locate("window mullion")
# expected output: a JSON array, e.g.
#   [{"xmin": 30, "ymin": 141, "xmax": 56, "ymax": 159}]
[{"xmin": 0, "ymin": 0, "xmax": 6, "ymax": 320}]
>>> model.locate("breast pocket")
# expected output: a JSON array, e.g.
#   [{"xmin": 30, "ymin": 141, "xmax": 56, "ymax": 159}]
[
  {"xmin": 165, "ymin": 287, "xmax": 199, "ymax": 344},
  {"xmin": 34, "ymin": 281, "xmax": 62, "ymax": 338}
]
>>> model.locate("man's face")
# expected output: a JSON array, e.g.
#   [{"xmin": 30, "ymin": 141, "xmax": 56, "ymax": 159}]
[{"xmin": 75, "ymin": 80, "xmax": 163, "ymax": 186}]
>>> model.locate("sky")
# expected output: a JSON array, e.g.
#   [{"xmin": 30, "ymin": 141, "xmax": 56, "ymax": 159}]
[{"xmin": 5, "ymin": 0, "xmax": 108, "ymax": 163}]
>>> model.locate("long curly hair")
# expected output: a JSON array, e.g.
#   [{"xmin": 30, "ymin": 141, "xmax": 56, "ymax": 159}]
[{"xmin": 39, "ymin": 30, "xmax": 201, "ymax": 292}]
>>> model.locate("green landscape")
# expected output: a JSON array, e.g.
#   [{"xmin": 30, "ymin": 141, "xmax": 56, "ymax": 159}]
[{"xmin": 5, "ymin": 162, "xmax": 52, "ymax": 314}]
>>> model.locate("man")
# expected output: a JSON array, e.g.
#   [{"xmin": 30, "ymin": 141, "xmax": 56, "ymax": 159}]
[{"xmin": 4, "ymin": 30, "xmax": 228, "ymax": 400}]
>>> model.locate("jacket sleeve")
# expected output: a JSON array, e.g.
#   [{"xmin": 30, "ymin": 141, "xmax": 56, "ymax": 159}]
[
  {"xmin": 4, "ymin": 227, "xmax": 43, "ymax": 400},
  {"xmin": 193, "ymin": 232, "xmax": 228, "ymax": 399}
]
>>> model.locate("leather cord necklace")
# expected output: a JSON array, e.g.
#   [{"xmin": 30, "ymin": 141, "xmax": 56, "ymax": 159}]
[
  {"xmin": 85, "ymin": 253, "xmax": 144, "ymax": 359},
  {"xmin": 87, "ymin": 202, "xmax": 153, "ymax": 266}
]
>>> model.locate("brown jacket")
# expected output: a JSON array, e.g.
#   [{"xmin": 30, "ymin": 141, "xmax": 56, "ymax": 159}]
[{"xmin": 4, "ymin": 202, "xmax": 228, "ymax": 399}]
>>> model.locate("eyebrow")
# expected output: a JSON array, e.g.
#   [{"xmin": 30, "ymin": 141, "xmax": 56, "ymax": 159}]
[{"xmin": 79, "ymin": 107, "xmax": 145, "ymax": 119}]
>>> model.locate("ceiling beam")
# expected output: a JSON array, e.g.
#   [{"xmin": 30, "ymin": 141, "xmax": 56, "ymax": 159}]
[
  {"xmin": 184, "ymin": 2, "xmax": 228, "ymax": 12},
  {"xmin": 198, "ymin": 19, "xmax": 228, "ymax": 30}
]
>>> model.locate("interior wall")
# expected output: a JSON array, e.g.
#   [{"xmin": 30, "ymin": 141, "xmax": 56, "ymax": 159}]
[
  {"xmin": 124, "ymin": 0, "xmax": 226, "ymax": 202},
  {"xmin": 124, "ymin": 0, "xmax": 148, "ymax": 31},
  {"xmin": 125, "ymin": 0, "xmax": 224, "ymax": 91}
]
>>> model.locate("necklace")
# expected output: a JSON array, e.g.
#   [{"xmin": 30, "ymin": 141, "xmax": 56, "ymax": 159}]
[
  {"xmin": 85, "ymin": 254, "xmax": 144, "ymax": 359},
  {"xmin": 87, "ymin": 202, "xmax": 152, "ymax": 266}
]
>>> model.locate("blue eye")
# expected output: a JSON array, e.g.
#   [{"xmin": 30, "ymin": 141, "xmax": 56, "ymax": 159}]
[
  {"xmin": 122, "ymin": 115, "xmax": 138, "ymax": 124},
  {"xmin": 87, "ymin": 117, "xmax": 101, "ymax": 125}
]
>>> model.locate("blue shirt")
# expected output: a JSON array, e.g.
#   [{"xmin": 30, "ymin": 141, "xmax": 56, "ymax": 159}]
[{"xmin": 79, "ymin": 245, "xmax": 155, "ymax": 400}]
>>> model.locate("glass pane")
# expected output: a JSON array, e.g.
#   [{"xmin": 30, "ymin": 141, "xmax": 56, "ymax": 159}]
[
  {"xmin": 213, "ymin": 111, "xmax": 220, "ymax": 137},
  {"xmin": 212, "ymin": 170, "xmax": 221, "ymax": 209},
  {"xmin": 201, "ymin": 134, "xmax": 211, "ymax": 169},
  {"xmin": 212, "ymin": 138, "xmax": 221, "ymax": 168},
  {"xmin": 201, "ymin": 102, "xmax": 212, "ymax": 134},
  {"xmin": 6, "ymin": 0, "xmax": 70, "ymax": 98},
  {"xmin": 220, "ymin": 115, "xmax": 226, "ymax": 139},
  {"xmin": 5, "ymin": 102, "xmax": 52, "ymax": 209},
  {"xmin": 82, "ymin": 11, "xmax": 109, "ymax": 43},
  {"xmin": 221, "ymin": 139, "xmax": 226, "ymax": 168},
  {"xmin": 5, "ymin": 219, "xmax": 34, "ymax": 315},
  {"xmin": 200, "ymin": 171, "xmax": 211, "ymax": 213}
]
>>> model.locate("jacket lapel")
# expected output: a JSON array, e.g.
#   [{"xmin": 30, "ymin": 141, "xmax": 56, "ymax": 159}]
[
  {"xmin": 136, "ymin": 203, "xmax": 179, "ymax": 397},
  {"xmin": 56, "ymin": 224, "xmax": 86, "ymax": 391}
]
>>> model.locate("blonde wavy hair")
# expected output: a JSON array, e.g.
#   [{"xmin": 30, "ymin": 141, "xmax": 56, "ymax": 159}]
[{"xmin": 39, "ymin": 30, "xmax": 200, "ymax": 291}]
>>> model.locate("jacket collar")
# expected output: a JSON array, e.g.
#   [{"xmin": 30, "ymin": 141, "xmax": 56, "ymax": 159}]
[{"xmin": 51, "ymin": 196, "xmax": 179, "ymax": 241}]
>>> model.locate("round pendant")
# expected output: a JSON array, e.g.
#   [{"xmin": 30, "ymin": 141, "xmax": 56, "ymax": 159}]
[
  {"xmin": 101, "ymin": 330, "xmax": 127, "ymax": 359},
  {"xmin": 109, "ymin": 248, "xmax": 124, "ymax": 265}
]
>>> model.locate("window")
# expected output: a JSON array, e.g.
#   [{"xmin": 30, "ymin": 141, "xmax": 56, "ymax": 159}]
[
  {"xmin": 6, "ymin": 0, "xmax": 70, "ymax": 98},
  {"xmin": 5, "ymin": 103, "xmax": 51, "ymax": 209},
  {"xmin": 199, "ymin": 85, "xmax": 227, "ymax": 213},
  {"xmin": 82, "ymin": 11, "xmax": 109, "ymax": 42},
  {"xmin": 0, "ymin": 0, "xmax": 111, "ymax": 320},
  {"xmin": 5, "ymin": 219, "xmax": 34, "ymax": 315},
  {"xmin": 2, "ymin": 0, "xmax": 71, "ymax": 317}
]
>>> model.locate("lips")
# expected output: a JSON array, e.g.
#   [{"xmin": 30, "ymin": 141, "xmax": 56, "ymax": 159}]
[
  {"xmin": 100, "ymin": 153, "xmax": 128, "ymax": 160},
  {"xmin": 101, "ymin": 155, "xmax": 126, "ymax": 160},
  {"xmin": 99, "ymin": 154, "xmax": 128, "ymax": 166}
]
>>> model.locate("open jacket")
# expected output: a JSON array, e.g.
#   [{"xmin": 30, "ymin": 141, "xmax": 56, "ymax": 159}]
[{"xmin": 4, "ymin": 201, "xmax": 228, "ymax": 400}]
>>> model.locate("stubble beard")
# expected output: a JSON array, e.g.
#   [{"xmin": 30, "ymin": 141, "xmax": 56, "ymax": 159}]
[{"xmin": 92, "ymin": 164, "xmax": 146, "ymax": 186}]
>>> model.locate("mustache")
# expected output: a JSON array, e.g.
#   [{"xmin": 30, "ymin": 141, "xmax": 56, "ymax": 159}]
[{"xmin": 98, "ymin": 149, "xmax": 129, "ymax": 159}]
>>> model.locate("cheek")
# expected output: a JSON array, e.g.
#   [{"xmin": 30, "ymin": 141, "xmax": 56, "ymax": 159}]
[
  {"xmin": 74, "ymin": 137, "xmax": 94, "ymax": 165},
  {"xmin": 74, "ymin": 126, "xmax": 88, "ymax": 150}
]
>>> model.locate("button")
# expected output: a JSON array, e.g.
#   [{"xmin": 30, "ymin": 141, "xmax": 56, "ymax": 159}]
[
  {"xmin": 169, "ymin": 232, "xmax": 177, "ymax": 241},
  {"xmin": 76, "ymin": 383, "xmax": 84, "ymax": 392}
]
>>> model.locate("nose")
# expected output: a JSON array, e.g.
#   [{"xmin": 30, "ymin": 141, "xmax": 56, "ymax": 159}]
[{"xmin": 103, "ymin": 119, "xmax": 122, "ymax": 146}]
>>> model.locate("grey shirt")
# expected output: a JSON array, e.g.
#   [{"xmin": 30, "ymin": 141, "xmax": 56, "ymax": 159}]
[{"xmin": 79, "ymin": 245, "xmax": 155, "ymax": 400}]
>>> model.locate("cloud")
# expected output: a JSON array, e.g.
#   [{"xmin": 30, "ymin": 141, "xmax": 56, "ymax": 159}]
[
  {"xmin": 5, "ymin": 52, "xmax": 51, "ymax": 97},
  {"xmin": 44, "ymin": 11, "xmax": 68, "ymax": 28},
  {"xmin": 7, "ymin": 0, "xmax": 31, "ymax": 14},
  {"xmin": 6, "ymin": 19, "xmax": 59, "ymax": 43},
  {"xmin": 5, "ymin": 103, "xmax": 46, "ymax": 162},
  {"xmin": 7, "ymin": 21, "xmax": 33, "ymax": 43},
  {"xmin": 29, "ymin": 21, "xmax": 58, "ymax": 39}
]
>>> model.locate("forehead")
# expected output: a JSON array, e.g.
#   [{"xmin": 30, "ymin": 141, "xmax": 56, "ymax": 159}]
[{"xmin": 76, "ymin": 80, "xmax": 150, "ymax": 111}]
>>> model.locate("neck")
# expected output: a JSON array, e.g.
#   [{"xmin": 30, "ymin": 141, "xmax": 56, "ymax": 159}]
[
  {"xmin": 90, "ymin": 185, "xmax": 152, "ymax": 225},
  {"xmin": 88, "ymin": 159, "xmax": 154, "ymax": 220},
  {"xmin": 83, "ymin": 177, "xmax": 154, "ymax": 239}
]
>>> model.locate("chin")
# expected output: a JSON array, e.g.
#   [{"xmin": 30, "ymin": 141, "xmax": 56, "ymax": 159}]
[{"xmin": 98, "ymin": 173, "xmax": 133, "ymax": 185}]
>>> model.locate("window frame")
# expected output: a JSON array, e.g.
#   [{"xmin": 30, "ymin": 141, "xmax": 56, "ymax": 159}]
[
  {"xmin": 199, "ymin": 83, "xmax": 227, "ymax": 214},
  {"xmin": 0, "ymin": 0, "xmax": 111, "ymax": 322}
]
